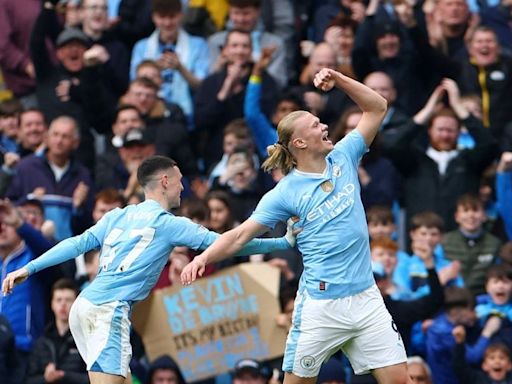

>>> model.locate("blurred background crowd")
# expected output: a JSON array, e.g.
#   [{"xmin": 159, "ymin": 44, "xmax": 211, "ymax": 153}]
[{"xmin": 0, "ymin": 0, "xmax": 512, "ymax": 383}]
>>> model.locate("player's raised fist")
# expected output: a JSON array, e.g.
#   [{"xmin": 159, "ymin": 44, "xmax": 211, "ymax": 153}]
[{"xmin": 313, "ymin": 68, "xmax": 338, "ymax": 92}]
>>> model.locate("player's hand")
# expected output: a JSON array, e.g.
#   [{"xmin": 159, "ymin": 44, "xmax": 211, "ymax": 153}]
[
  {"xmin": 313, "ymin": 68, "xmax": 339, "ymax": 92},
  {"xmin": 284, "ymin": 217, "xmax": 300, "ymax": 247},
  {"xmin": 2, "ymin": 267, "xmax": 29, "ymax": 295},
  {"xmin": 180, "ymin": 255, "xmax": 206, "ymax": 285}
]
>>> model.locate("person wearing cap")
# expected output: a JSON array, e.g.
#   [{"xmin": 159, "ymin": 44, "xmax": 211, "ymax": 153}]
[
  {"xmin": 95, "ymin": 127, "xmax": 156, "ymax": 201},
  {"xmin": 29, "ymin": 3, "xmax": 116, "ymax": 169},
  {"xmin": 145, "ymin": 354, "xmax": 186, "ymax": 384},
  {"xmin": 232, "ymin": 359, "xmax": 269, "ymax": 384}
]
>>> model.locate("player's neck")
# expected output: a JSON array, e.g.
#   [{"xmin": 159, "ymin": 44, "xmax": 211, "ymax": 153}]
[
  {"xmin": 295, "ymin": 155, "xmax": 327, "ymax": 174},
  {"xmin": 144, "ymin": 192, "xmax": 170, "ymax": 211}
]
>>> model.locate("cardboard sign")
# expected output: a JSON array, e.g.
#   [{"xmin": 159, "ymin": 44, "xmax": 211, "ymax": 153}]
[{"xmin": 132, "ymin": 263, "xmax": 287, "ymax": 382}]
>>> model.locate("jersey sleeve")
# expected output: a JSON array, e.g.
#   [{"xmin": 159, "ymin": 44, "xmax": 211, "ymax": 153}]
[
  {"xmin": 332, "ymin": 129, "xmax": 368, "ymax": 167},
  {"xmin": 24, "ymin": 211, "xmax": 118, "ymax": 275},
  {"xmin": 249, "ymin": 187, "xmax": 291, "ymax": 229},
  {"xmin": 171, "ymin": 216, "xmax": 213, "ymax": 250},
  {"xmin": 25, "ymin": 231, "xmax": 101, "ymax": 275}
]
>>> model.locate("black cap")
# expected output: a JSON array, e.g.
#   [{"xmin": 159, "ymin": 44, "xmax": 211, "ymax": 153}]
[
  {"xmin": 56, "ymin": 28, "xmax": 90, "ymax": 48},
  {"xmin": 16, "ymin": 196, "xmax": 44, "ymax": 212},
  {"xmin": 233, "ymin": 359, "xmax": 264, "ymax": 378},
  {"xmin": 374, "ymin": 22, "xmax": 401, "ymax": 39},
  {"xmin": 118, "ymin": 128, "xmax": 153, "ymax": 147}
]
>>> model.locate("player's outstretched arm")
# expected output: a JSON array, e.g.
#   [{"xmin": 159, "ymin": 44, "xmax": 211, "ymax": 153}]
[
  {"xmin": 314, "ymin": 68, "xmax": 387, "ymax": 146},
  {"xmin": 181, "ymin": 219, "xmax": 268, "ymax": 284},
  {"xmin": 2, "ymin": 231, "xmax": 101, "ymax": 295}
]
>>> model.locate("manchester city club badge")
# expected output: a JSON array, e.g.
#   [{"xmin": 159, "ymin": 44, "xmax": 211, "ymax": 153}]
[{"xmin": 320, "ymin": 180, "xmax": 334, "ymax": 192}]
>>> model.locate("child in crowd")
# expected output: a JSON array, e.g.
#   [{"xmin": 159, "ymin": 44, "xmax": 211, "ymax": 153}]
[
  {"xmin": 476, "ymin": 265, "xmax": 512, "ymax": 319},
  {"xmin": 475, "ymin": 265, "xmax": 512, "ymax": 346},
  {"xmin": 453, "ymin": 337, "xmax": 512, "ymax": 383},
  {"xmin": 426, "ymin": 287, "xmax": 502, "ymax": 384},
  {"xmin": 370, "ymin": 238, "xmax": 411, "ymax": 299},
  {"xmin": 444, "ymin": 194, "xmax": 502, "ymax": 296},
  {"xmin": 366, "ymin": 205, "xmax": 410, "ymax": 276},
  {"xmin": 402, "ymin": 211, "xmax": 463, "ymax": 299}
]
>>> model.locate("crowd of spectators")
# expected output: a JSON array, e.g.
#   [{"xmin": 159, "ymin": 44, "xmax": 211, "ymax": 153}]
[{"xmin": 1, "ymin": 0, "xmax": 512, "ymax": 383}]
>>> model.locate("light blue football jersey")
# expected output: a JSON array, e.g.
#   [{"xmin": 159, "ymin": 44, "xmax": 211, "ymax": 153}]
[
  {"xmin": 81, "ymin": 200, "xmax": 212, "ymax": 304},
  {"xmin": 250, "ymin": 130, "xmax": 374, "ymax": 299},
  {"xmin": 26, "ymin": 199, "xmax": 290, "ymax": 305}
]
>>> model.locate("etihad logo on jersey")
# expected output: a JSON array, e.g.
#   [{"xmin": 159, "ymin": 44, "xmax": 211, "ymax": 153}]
[{"xmin": 306, "ymin": 183, "xmax": 355, "ymax": 223}]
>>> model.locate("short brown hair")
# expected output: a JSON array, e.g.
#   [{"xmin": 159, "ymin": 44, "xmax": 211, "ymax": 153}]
[
  {"xmin": 152, "ymin": 0, "xmax": 181, "ymax": 15},
  {"xmin": 444, "ymin": 286, "xmax": 474, "ymax": 310},
  {"xmin": 456, "ymin": 193, "xmax": 483, "ymax": 211},
  {"xmin": 225, "ymin": 29, "xmax": 252, "ymax": 46},
  {"xmin": 410, "ymin": 211, "xmax": 444, "ymax": 232},
  {"xmin": 486, "ymin": 264, "xmax": 512, "ymax": 283},
  {"xmin": 366, "ymin": 205, "xmax": 394, "ymax": 225},
  {"xmin": 130, "ymin": 77, "xmax": 159, "ymax": 93},
  {"xmin": 485, "ymin": 343, "xmax": 511, "ymax": 361},
  {"xmin": 179, "ymin": 197, "xmax": 209, "ymax": 223},
  {"xmin": 224, "ymin": 119, "xmax": 251, "ymax": 139},
  {"xmin": 51, "ymin": 278, "xmax": 79, "ymax": 299},
  {"xmin": 228, "ymin": 0, "xmax": 261, "ymax": 8},
  {"xmin": 429, "ymin": 107, "xmax": 461, "ymax": 130}
]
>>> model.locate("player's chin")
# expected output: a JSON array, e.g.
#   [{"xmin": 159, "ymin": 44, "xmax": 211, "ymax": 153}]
[{"xmin": 323, "ymin": 141, "xmax": 334, "ymax": 150}]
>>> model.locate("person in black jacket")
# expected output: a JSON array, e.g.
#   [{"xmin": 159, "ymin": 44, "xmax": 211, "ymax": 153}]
[
  {"xmin": 0, "ymin": 314, "xmax": 17, "ymax": 384},
  {"xmin": 381, "ymin": 78, "xmax": 498, "ymax": 231},
  {"xmin": 26, "ymin": 278, "xmax": 88, "ymax": 384}
]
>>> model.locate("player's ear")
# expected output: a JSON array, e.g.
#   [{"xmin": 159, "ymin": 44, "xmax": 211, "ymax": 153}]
[{"xmin": 291, "ymin": 137, "xmax": 306, "ymax": 149}]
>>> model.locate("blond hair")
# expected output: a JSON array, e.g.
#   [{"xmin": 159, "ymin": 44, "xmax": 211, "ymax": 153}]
[{"xmin": 262, "ymin": 110, "xmax": 307, "ymax": 175}]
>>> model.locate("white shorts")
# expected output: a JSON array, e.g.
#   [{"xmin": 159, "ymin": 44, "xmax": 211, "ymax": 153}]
[
  {"xmin": 282, "ymin": 284, "xmax": 406, "ymax": 377},
  {"xmin": 69, "ymin": 296, "xmax": 132, "ymax": 377}
]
